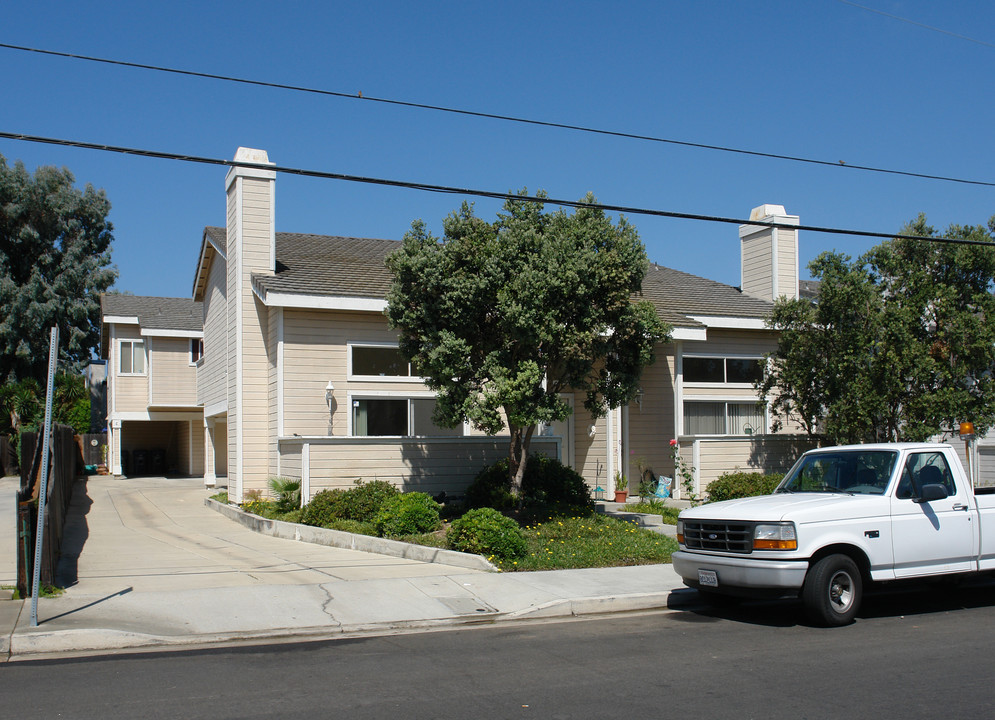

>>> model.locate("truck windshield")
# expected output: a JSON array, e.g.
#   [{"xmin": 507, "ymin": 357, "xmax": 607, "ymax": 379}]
[{"xmin": 778, "ymin": 450, "xmax": 898, "ymax": 495}]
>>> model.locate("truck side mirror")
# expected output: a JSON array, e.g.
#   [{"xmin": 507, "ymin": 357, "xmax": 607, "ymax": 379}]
[{"xmin": 914, "ymin": 484, "xmax": 949, "ymax": 503}]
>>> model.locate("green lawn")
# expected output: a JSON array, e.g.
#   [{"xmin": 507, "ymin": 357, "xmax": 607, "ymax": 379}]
[{"xmin": 491, "ymin": 514, "xmax": 677, "ymax": 572}]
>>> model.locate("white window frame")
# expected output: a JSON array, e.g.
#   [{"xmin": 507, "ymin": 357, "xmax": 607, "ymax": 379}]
[
  {"xmin": 682, "ymin": 354, "xmax": 764, "ymax": 388},
  {"xmin": 347, "ymin": 341, "xmax": 424, "ymax": 383},
  {"xmin": 682, "ymin": 398, "xmax": 768, "ymax": 437},
  {"xmin": 347, "ymin": 390, "xmax": 466, "ymax": 437},
  {"xmin": 118, "ymin": 339, "xmax": 147, "ymax": 376}
]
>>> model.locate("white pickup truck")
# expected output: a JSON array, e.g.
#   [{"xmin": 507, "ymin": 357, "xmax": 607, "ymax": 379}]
[{"xmin": 673, "ymin": 443, "xmax": 995, "ymax": 625}]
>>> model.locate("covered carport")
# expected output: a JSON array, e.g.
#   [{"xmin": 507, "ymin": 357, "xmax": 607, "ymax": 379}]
[{"xmin": 113, "ymin": 413, "xmax": 205, "ymax": 477}]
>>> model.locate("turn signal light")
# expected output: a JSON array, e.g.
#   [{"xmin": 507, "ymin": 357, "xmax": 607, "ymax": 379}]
[
  {"xmin": 753, "ymin": 523, "xmax": 797, "ymax": 551},
  {"xmin": 753, "ymin": 538, "xmax": 798, "ymax": 550}
]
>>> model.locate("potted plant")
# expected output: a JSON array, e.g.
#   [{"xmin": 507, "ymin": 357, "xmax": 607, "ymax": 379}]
[{"xmin": 613, "ymin": 471, "xmax": 628, "ymax": 503}]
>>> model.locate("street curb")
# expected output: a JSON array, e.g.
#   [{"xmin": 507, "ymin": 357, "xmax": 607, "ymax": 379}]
[
  {"xmin": 5, "ymin": 595, "xmax": 679, "ymax": 660},
  {"xmin": 1, "ymin": 599, "xmax": 24, "ymax": 662},
  {"xmin": 205, "ymin": 499, "xmax": 499, "ymax": 573},
  {"xmin": 506, "ymin": 592, "xmax": 672, "ymax": 619}
]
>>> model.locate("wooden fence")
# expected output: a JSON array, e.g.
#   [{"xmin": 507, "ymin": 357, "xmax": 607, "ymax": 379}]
[{"xmin": 15, "ymin": 425, "xmax": 82, "ymax": 598}]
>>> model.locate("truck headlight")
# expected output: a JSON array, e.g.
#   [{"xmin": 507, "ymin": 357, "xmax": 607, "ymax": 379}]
[
  {"xmin": 676, "ymin": 519, "xmax": 684, "ymax": 544},
  {"xmin": 753, "ymin": 522, "xmax": 797, "ymax": 550}
]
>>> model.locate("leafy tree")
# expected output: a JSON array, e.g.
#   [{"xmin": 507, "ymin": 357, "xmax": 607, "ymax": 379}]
[
  {"xmin": 385, "ymin": 192, "xmax": 670, "ymax": 492},
  {"xmin": 759, "ymin": 215, "xmax": 995, "ymax": 443},
  {"xmin": 0, "ymin": 153, "xmax": 117, "ymax": 384},
  {"xmin": 0, "ymin": 373, "xmax": 90, "ymax": 435}
]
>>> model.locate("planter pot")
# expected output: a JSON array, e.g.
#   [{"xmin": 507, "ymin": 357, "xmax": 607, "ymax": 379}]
[{"xmin": 613, "ymin": 490, "xmax": 628, "ymax": 503}]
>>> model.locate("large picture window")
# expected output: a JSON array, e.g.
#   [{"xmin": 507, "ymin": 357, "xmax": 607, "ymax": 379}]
[
  {"xmin": 684, "ymin": 356, "xmax": 762, "ymax": 384},
  {"xmin": 684, "ymin": 401, "xmax": 765, "ymax": 436},
  {"xmin": 350, "ymin": 345, "xmax": 414, "ymax": 378},
  {"xmin": 352, "ymin": 397, "xmax": 463, "ymax": 437},
  {"xmin": 119, "ymin": 340, "xmax": 146, "ymax": 375}
]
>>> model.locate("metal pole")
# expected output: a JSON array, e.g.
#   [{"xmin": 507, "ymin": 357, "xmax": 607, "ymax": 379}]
[{"xmin": 30, "ymin": 327, "xmax": 59, "ymax": 627}]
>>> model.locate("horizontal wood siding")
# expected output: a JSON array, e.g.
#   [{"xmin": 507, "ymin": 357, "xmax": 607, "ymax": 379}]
[
  {"xmin": 283, "ymin": 309, "xmax": 425, "ymax": 436},
  {"xmin": 776, "ymin": 228, "xmax": 797, "ymax": 298},
  {"xmin": 150, "ymin": 337, "xmax": 198, "ymax": 406},
  {"xmin": 741, "ymin": 232, "xmax": 772, "ymax": 298},
  {"xmin": 680, "ymin": 435, "xmax": 822, "ymax": 497},
  {"xmin": 280, "ymin": 437, "xmax": 558, "ymax": 499},
  {"xmin": 627, "ymin": 345, "xmax": 677, "ymax": 491},
  {"xmin": 198, "ymin": 247, "xmax": 228, "ymax": 410},
  {"xmin": 682, "ymin": 329, "xmax": 778, "ymax": 357},
  {"xmin": 115, "ymin": 375, "xmax": 149, "ymax": 412},
  {"xmin": 572, "ymin": 405, "xmax": 609, "ymax": 494}
]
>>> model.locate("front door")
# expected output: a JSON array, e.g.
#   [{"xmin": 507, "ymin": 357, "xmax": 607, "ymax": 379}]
[{"xmin": 890, "ymin": 450, "xmax": 977, "ymax": 578}]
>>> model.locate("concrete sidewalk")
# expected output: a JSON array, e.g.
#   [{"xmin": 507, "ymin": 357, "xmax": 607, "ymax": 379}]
[{"xmin": 2, "ymin": 476, "xmax": 689, "ymax": 660}]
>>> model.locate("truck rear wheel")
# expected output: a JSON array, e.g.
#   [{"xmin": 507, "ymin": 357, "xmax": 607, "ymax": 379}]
[{"xmin": 802, "ymin": 554, "xmax": 862, "ymax": 626}]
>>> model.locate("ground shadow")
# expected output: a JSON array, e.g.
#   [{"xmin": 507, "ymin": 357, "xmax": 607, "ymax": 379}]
[
  {"xmin": 54, "ymin": 479, "xmax": 93, "ymax": 588},
  {"xmin": 667, "ymin": 577, "xmax": 995, "ymax": 628}
]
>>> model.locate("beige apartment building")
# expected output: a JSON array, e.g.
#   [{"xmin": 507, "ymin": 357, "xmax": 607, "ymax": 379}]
[{"xmin": 102, "ymin": 147, "xmax": 817, "ymax": 502}]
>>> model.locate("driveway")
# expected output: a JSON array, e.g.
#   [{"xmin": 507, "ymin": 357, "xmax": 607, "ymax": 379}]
[{"xmin": 53, "ymin": 475, "xmax": 480, "ymax": 596}]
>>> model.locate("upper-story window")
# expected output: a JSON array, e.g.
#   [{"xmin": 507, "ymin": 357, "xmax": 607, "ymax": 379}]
[
  {"xmin": 119, "ymin": 340, "xmax": 146, "ymax": 375},
  {"xmin": 684, "ymin": 356, "xmax": 763, "ymax": 384},
  {"xmin": 190, "ymin": 338, "xmax": 204, "ymax": 364},
  {"xmin": 349, "ymin": 344, "xmax": 416, "ymax": 380}
]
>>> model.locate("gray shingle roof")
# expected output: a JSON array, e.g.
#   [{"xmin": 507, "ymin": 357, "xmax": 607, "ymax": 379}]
[
  {"xmin": 101, "ymin": 295, "xmax": 202, "ymax": 332},
  {"xmin": 210, "ymin": 228, "xmax": 772, "ymax": 327},
  {"xmin": 204, "ymin": 226, "xmax": 227, "ymax": 255},
  {"xmin": 252, "ymin": 232, "xmax": 400, "ymax": 299}
]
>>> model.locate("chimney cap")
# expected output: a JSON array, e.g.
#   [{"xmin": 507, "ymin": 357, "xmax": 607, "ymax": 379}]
[
  {"xmin": 749, "ymin": 204, "xmax": 787, "ymax": 221},
  {"xmin": 234, "ymin": 147, "xmax": 272, "ymax": 165}
]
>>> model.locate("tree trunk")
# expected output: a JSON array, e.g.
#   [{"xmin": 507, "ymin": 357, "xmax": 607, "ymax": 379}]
[{"xmin": 508, "ymin": 424, "xmax": 536, "ymax": 497}]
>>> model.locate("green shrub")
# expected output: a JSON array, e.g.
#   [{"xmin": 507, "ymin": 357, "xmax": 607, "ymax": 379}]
[
  {"xmin": 706, "ymin": 471, "xmax": 784, "ymax": 502},
  {"xmin": 465, "ymin": 455, "xmax": 594, "ymax": 516},
  {"xmin": 300, "ymin": 488, "xmax": 347, "ymax": 527},
  {"xmin": 521, "ymin": 454, "xmax": 593, "ymax": 512},
  {"xmin": 374, "ymin": 492, "xmax": 442, "ymax": 537},
  {"xmin": 465, "ymin": 460, "xmax": 516, "ymax": 510},
  {"xmin": 447, "ymin": 507, "xmax": 528, "ymax": 559},
  {"xmin": 337, "ymin": 480, "xmax": 400, "ymax": 522}
]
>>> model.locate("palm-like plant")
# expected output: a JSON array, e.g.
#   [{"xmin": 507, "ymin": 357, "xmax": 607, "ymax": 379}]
[{"xmin": 268, "ymin": 476, "xmax": 302, "ymax": 512}]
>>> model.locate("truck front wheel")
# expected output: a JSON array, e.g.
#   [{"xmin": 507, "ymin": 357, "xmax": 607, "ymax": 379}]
[{"xmin": 802, "ymin": 554, "xmax": 862, "ymax": 626}]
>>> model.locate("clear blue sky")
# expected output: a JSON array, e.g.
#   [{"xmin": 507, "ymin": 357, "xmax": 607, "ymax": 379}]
[{"xmin": 2, "ymin": 1, "xmax": 993, "ymax": 297}]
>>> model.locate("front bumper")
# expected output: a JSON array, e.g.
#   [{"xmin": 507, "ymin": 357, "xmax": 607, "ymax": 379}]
[{"xmin": 672, "ymin": 550, "xmax": 809, "ymax": 592}]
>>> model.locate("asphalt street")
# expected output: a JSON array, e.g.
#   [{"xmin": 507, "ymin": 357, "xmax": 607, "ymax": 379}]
[{"xmin": 3, "ymin": 582, "xmax": 994, "ymax": 719}]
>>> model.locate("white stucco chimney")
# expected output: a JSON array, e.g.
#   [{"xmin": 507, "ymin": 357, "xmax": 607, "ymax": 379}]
[{"xmin": 739, "ymin": 204, "xmax": 799, "ymax": 303}]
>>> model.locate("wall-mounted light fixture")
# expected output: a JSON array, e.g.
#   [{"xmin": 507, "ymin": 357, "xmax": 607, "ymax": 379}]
[
  {"xmin": 588, "ymin": 424, "xmax": 597, "ymax": 438},
  {"xmin": 634, "ymin": 388, "xmax": 645, "ymax": 410},
  {"xmin": 325, "ymin": 380, "xmax": 335, "ymax": 407}
]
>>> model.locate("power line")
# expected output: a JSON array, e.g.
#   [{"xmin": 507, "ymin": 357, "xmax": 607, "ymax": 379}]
[
  {"xmin": 2, "ymin": 130, "xmax": 991, "ymax": 247},
  {"xmin": 839, "ymin": 1, "xmax": 995, "ymax": 50},
  {"xmin": 2, "ymin": 41, "xmax": 993, "ymax": 189}
]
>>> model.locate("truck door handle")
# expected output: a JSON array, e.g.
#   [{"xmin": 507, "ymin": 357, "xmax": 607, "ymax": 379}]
[{"xmin": 952, "ymin": 503, "xmax": 969, "ymax": 511}]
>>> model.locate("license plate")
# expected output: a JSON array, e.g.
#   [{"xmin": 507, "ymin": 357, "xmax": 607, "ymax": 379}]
[{"xmin": 698, "ymin": 569, "xmax": 718, "ymax": 588}]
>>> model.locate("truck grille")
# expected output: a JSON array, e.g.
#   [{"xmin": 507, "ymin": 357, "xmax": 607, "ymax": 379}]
[{"xmin": 682, "ymin": 520, "xmax": 754, "ymax": 554}]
